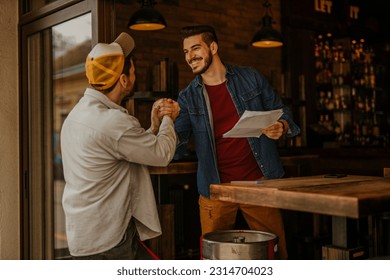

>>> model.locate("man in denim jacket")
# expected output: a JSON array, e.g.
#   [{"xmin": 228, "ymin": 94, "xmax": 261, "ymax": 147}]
[{"xmin": 174, "ymin": 25, "xmax": 300, "ymax": 259}]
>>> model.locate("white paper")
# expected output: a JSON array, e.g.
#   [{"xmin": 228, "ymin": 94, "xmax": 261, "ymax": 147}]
[{"xmin": 223, "ymin": 109, "xmax": 283, "ymax": 138}]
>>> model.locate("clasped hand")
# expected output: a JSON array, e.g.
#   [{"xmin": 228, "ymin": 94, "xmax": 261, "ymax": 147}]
[
  {"xmin": 150, "ymin": 98, "xmax": 180, "ymax": 134},
  {"xmin": 152, "ymin": 98, "xmax": 180, "ymax": 121}
]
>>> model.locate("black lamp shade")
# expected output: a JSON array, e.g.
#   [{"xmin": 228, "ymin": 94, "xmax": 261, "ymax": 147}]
[
  {"xmin": 251, "ymin": 27, "xmax": 283, "ymax": 48},
  {"xmin": 128, "ymin": 7, "xmax": 167, "ymax": 31},
  {"xmin": 251, "ymin": 12, "xmax": 283, "ymax": 47}
]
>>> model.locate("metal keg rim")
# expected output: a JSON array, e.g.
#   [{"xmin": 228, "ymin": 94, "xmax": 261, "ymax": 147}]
[{"xmin": 202, "ymin": 229, "xmax": 278, "ymax": 244}]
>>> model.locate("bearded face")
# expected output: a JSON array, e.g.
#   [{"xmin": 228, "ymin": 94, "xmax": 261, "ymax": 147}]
[
  {"xmin": 183, "ymin": 34, "xmax": 214, "ymax": 75},
  {"xmin": 124, "ymin": 58, "xmax": 136, "ymax": 97},
  {"xmin": 188, "ymin": 49, "xmax": 213, "ymax": 75}
]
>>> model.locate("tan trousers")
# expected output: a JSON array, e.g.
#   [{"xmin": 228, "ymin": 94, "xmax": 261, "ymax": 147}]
[{"xmin": 199, "ymin": 195, "xmax": 288, "ymax": 259}]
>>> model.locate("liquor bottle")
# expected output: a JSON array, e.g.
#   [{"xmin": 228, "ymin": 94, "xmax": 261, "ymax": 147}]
[{"xmin": 369, "ymin": 65, "xmax": 376, "ymax": 89}]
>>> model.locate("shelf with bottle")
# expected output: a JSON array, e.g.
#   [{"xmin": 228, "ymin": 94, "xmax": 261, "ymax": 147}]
[
  {"xmin": 315, "ymin": 34, "xmax": 351, "ymax": 86},
  {"xmin": 313, "ymin": 34, "xmax": 386, "ymax": 147}
]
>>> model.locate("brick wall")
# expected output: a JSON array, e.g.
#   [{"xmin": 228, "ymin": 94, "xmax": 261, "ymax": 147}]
[{"xmin": 115, "ymin": 0, "xmax": 282, "ymax": 94}]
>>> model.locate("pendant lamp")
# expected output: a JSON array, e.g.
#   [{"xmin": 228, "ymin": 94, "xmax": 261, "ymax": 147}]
[
  {"xmin": 128, "ymin": 0, "xmax": 167, "ymax": 31},
  {"xmin": 251, "ymin": 0, "xmax": 283, "ymax": 48}
]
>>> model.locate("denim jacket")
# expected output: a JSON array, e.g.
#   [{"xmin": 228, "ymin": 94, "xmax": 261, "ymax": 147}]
[{"xmin": 174, "ymin": 64, "xmax": 300, "ymax": 198}]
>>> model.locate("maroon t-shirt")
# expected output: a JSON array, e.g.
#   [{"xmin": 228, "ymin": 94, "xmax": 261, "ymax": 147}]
[{"xmin": 205, "ymin": 82, "xmax": 263, "ymax": 183}]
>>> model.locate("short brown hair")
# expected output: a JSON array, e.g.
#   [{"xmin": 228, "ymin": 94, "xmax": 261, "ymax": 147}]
[{"xmin": 180, "ymin": 25, "xmax": 218, "ymax": 45}]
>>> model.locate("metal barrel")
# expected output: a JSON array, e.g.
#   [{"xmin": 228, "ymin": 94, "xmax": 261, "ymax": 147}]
[{"xmin": 201, "ymin": 230, "xmax": 278, "ymax": 260}]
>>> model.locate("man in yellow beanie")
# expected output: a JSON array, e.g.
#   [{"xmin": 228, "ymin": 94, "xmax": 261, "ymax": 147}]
[{"xmin": 60, "ymin": 32, "xmax": 180, "ymax": 259}]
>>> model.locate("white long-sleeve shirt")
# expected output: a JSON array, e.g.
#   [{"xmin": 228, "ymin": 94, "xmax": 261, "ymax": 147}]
[{"xmin": 61, "ymin": 88, "xmax": 177, "ymax": 256}]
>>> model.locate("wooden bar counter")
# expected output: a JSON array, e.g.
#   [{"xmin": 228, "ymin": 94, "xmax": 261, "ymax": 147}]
[
  {"xmin": 148, "ymin": 161, "xmax": 197, "ymax": 203},
  {"xmin": 210, "ymin": 175, "xmax": 390, "ymax": 259},
  {"xmin": 148, "ymin": 161, "xmax": 198, "ymax": 175}
]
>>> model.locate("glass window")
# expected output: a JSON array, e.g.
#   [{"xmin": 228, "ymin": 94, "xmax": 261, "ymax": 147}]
[{"xmin": 52, "ymin": 13, "xmax": 92, "ymax": 258}]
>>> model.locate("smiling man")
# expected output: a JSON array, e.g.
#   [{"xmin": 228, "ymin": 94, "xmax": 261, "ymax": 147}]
[{"xmin": 173, "ymin": 25, "xmax": 300, "ymax": 259}]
